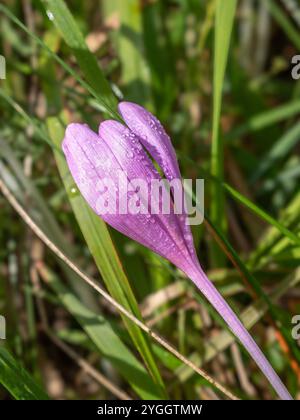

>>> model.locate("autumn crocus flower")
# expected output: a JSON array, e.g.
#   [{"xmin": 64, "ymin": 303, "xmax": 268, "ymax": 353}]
[{"xmin": 62, "ymin": 101, "xmax": 292, "ymax": 400}]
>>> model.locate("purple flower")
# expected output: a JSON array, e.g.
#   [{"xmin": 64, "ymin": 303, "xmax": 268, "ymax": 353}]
[{"xmin": 62, "ymin": 101, "xmax": 292, "ymax": 400}]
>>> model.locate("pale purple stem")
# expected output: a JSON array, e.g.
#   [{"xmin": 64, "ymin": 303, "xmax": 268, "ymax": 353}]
[{"xmin": 187, "ymin": 265, "xmax": 292, "ymax": 400}]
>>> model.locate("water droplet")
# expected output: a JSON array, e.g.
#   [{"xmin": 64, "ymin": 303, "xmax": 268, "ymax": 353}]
[
  {"xmin": 99, "ymin": 185, "xmax": 108, "ymax": 194},
  {"xmin": 184, "ymin": 233, "xmax": 191, "ymax": 241},
  {"xmin": 46, "ymin": 10, "xmax": 54, "ymax": 21},
  {"xmin": 179, "ymin": 215, "xmax": 185, "ymax": 223},
  {"xmin": 126, "ymin": 149, "xmax": 134, "ymax": 158},
  {"xmin": 70, "ymin": 186, "xmax": 79, "ymax": 197},
  {"xmin": 95, "ymin": 158, "xmax": 102, "ymax": 168},
  {"xmin": 158, "ymin": 230, "xmax": 164, "ymax": 239}
]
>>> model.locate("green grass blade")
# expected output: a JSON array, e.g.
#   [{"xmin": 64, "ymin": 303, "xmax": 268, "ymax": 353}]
[
  {"xmin": 267, "ymin": 0, "xmax": 300, "ymax": 50},
  {"xmin": 0, "ymin": 4, "xmax": 119, "ymax": 120},
  {"xmin": 0, "ymin": 347, "xmax": 49, "ymax": 400},
  {"xmin": 41, "ymin": 0, "xmax": 117, "ymax": 112},
  {"xmin": 47, "ymin": 116, "xmax": 166, "ymax": 398},
  {"xmin": 248, "ymin": 193, "xmax": 300, "ymax": 268},
  {"xmin": 142, "ymin": 1, "xmax": 177, "ymax": 118},
  {"xmin": 179, "ymin": 151, "xmax": 300, "ymax": 249},
  {"xmin": 251, "ymin": 121, "xmax": 300, "ymax": 182},
  {"xmin": 226, "ymin": 99, "xmax": 300, "ymax": 141},
  {"xmin": 224, "ymin": 183, "xmax": 300, "ymax": 248},
  {"xmin": 103, "ymin": 0, "xmax": 151, "ymax": 105},
  {"xmin": 0, "ymin": 139, "xmax": 100, "ymax": 311},
  {"xmin": 0, "ymin": 89, "xmax": 55, "ymax": 150},
  {"xmin": 210, "ymin": 0, "xmax": 237, "ymax": 264},
  {"xmin": 42, "ymin": 265, "xmax": 162, "ymax": 399}
]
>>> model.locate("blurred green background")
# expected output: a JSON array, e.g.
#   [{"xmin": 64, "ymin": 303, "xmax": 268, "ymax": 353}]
[{"xmin": 0, "ymin": 0, "xmax": 299, "ymax": 400}]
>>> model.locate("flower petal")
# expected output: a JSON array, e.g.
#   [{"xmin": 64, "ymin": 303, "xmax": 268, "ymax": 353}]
[
  {"xmin": 63, "ymin": 122, "xmax": 192, "ymax": 272},
  {"xmin": 118, "ymin": 101, "xmax": 180, "ymax": 181},
  {"xmin": 118, "ymin": 101, "xmax": 198, "ymax": 265},
  {"xmin": 98, "ymin": 120, "xmax": 193, "ymax": 269}
]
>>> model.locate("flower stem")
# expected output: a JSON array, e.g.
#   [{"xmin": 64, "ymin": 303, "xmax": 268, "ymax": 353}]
[{"xmin": 187, "ymin": 265, "xmax": 292, "ymax": 400}]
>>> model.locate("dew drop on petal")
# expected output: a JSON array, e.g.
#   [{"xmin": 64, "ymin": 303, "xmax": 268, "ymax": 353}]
[{"xmin": 126, "ymin": 149, "xmax": 134, "ymax": 158}]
